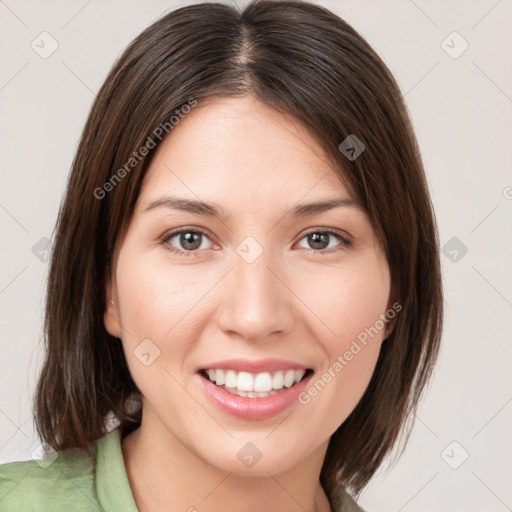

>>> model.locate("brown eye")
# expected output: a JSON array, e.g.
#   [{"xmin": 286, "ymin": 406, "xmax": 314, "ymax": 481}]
[
  {"xmin": 161, "ymin": 228, "xmax": 213, "ymax": 256},
  {"xmin": 176, "ymin": 231, "xmax": 202, "ymax": 251},
  {"xmin": 307, "ymin": 232, "xmax": 330, "ymax": 250},
  {"xmin": 297, "ymin": 230, "xmax": 351, "ymax": 253}
]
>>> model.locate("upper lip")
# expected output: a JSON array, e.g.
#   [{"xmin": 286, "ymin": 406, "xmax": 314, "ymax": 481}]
[{"xmin": 198, "ymin": 358, "xmax": 311, "ymax": 373}]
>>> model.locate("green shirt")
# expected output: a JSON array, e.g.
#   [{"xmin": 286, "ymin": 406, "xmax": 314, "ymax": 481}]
[{"xmin": 0, "ymin": 428, "xmax": 365, "ymax": 511}]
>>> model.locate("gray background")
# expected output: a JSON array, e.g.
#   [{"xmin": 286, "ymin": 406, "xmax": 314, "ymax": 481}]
[{"xmin": 1, "ymin": 1, "xmax": 511, "ymax": 511}]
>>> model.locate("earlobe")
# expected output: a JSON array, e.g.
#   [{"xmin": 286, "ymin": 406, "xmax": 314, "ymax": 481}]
[
  {"xmin": 104, "ymin": 296, "xmax": 122, "ymax": 338},
  {"xmin": 104, "ymin": 275, "xmax": 122, "ymax": 338},
  {"xmin": 383, "ymin": 292, "xmax": 400, "ymax": 339},
  {"xmin": 385, "ymin": 318, "xmax": 396, "ymax": 338}
]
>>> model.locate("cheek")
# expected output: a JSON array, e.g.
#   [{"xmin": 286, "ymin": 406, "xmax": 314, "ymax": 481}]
[
  {"xmin": 114, "ymin": 253, "xmax": 219, "ymax": 396},
  {"xmin": 113, "ymin": 257, "xmax": 204, "ymax": 408},
  {"xmin": 296, "ymin": 256, "xmax": 390, "ymax": 348},
  {"xmin": 116, "ymin": 254, "xmax": 209, "ymax": 338},
  {"xmin": 293, "ymin": 259, "xmax": 390, "ymax": 421}
]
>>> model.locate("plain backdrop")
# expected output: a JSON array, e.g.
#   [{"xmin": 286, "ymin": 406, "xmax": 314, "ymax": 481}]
[{"xmin": 1, "ymin": 1, "xmax": 511, "ymax": 511}]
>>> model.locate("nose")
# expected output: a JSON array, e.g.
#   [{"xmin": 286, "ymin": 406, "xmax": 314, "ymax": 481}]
[{"xmin": 216, "ymin": 244, "xmax": 295, "ymax": 343}]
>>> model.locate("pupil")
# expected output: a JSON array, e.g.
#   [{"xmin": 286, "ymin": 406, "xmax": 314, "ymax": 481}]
[
  {"xmin": 181, "ymin": 232, "xmax": 201, "ymax": 250},
  {"xmin": 309, "ymin": 232, "xmax": 328, "ymax": 250}
]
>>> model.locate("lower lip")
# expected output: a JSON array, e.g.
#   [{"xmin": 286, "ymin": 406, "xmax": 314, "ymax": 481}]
[{"xmin": 198, "ymin": 372, "xmax": 313, "ymax": 421}]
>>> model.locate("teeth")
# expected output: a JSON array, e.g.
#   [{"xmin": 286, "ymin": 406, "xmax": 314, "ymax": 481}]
[
  {"xmin": 237, "ymin": 371, "xmax": 255, "ymax": 392},
  {"xmin": 204, "ymin": 368, "xmax": 308, "ymax": 394},
  {"xmin": 283, "ymin": 370, "xmax": 295, "ymax": 387},
  {"xmin": 214, "ymin": 369, "xmax": 225, "ymax": 386},
  {"xmin": 272, "ymin": 371, "xmax": 284, "ymax": 389},
  {"xmin": 294, "ymin": 370, "xmax": 306, "ymax": 383},
  {"xmin": 254, "ymin": 372, "xmax": 273, "ymax": 392},
  {"xmin": 225, "ymin": 370, "xmax": 237, "ymax": 388}
]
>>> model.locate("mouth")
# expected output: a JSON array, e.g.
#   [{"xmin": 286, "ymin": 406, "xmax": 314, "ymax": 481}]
[{"xmin": 198, "ymin": 368, "xmax": 314, "ymax": 398}]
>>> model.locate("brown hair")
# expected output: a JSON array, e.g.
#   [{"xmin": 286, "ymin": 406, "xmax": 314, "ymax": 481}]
[{"xmin": 33, "ymin": 0, "xmax": 443, "ymax": 507}]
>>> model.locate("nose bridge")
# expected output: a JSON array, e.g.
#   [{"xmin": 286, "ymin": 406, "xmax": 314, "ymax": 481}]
[{"xmin": 217, "ymin": 236, "xmax": 294, "ymax": 340}]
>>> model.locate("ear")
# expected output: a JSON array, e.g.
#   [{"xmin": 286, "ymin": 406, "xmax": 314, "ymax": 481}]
[
  {"xmin": 104, "ymin": 270, "xmax": 122, "ymax": 338},
  {"xmin": 383, "ymin": 296, "xmax": 401, "ymax": 339},
  {"xmin": 384, "ymin": 315, "xmax": 397, "ymax": 339}
]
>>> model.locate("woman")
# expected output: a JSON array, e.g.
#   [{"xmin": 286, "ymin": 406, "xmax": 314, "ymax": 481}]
[{"xmin": 0, "ymin": 1, "xmax": 443, "ymax": 511}]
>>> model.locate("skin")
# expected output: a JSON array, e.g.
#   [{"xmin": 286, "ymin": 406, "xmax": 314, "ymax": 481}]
[{"xmin": 104, "ymin": 95, "xmax": 392, "ymax": 512}]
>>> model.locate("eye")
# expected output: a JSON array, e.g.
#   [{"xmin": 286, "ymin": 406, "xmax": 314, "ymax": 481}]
[
  {"xmin": 160, "ymin": 227, "xmax": 352, "ymax": 258},
  {"xmin": 160, "ymin": 228, "xmax": 214, "ymax": 257},
  {"xmin": 296, "ymin": 229, "xmax": 352, "ymax": 253}
]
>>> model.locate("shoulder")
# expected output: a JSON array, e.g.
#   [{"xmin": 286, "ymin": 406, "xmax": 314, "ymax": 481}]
[
  {"xmin": 0, "ymin": 443, "xmax": 98, "ymax": 512},
  {"xmin": 338, "ymin": 489, "xmax": 368, "ymax": 512}
]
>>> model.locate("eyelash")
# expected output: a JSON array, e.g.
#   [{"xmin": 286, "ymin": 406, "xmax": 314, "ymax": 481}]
[{"xmin": 159, "ymin": 227, "xmax": 352, "ymax": 258}]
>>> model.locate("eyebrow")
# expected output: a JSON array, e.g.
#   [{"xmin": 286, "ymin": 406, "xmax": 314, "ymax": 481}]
[{"xmin": 143, "ymin": 196, "xmax": 363, "ymax": 220}]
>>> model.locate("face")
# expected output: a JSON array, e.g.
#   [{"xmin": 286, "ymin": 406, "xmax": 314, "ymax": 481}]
[{"xmin": 105, "ymin": 95, "xmax": 392, "ymax": 476}]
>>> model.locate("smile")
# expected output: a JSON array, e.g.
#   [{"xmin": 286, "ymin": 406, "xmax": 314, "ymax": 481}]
[{"xmin": 200, "ymin": 368, "xmax": 313, "ymax": 398}]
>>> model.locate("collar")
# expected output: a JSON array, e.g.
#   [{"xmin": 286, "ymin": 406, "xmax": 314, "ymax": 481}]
[{"xmin": 95, "ymin": 428, "xmax": 139, "ymax": 511}]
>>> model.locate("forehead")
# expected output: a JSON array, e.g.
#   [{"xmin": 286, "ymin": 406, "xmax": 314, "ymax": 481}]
[{"xmin": 137, "ymin": 95, "xmax": 353, "ymax": 209}]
